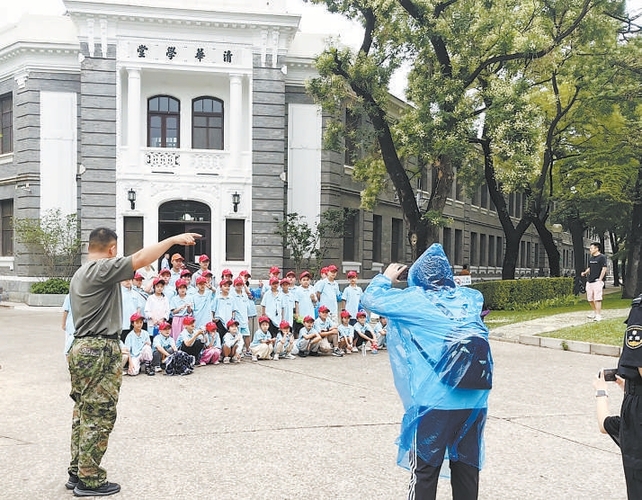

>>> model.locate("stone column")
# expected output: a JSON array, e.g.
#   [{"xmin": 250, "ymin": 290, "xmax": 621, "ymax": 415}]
[
  {"xmin": 127, "ymin": 67, "xmax": 141, "ymax": 167},
  {"xmin": 229, "ymin": 74, "xmax": 243, "ymax": 168}
]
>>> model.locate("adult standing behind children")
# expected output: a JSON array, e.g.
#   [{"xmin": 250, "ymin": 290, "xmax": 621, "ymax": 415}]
[
  {"xmin": 581, "ymin": 242, "xmax": 608, "ymax": 321},
  {"xmin": 66, "ymin": 228, "xmax": 199, "ymax": 497}
]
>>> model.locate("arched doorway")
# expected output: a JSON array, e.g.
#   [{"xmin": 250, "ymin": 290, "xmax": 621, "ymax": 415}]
[{"xmin": 158, "ymin": 200, "xmax": 211, "ymax": 269}]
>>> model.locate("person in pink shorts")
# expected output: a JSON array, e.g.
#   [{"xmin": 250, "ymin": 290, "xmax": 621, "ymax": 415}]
[{"xmin": 199, "ymin": 321, "xmax": 222, "ymax": 365}]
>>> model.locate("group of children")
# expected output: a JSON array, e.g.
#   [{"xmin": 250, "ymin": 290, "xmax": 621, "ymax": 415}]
[{"xmin": 62, "ymin": 253, "xmax": 388, "ymax": 375}]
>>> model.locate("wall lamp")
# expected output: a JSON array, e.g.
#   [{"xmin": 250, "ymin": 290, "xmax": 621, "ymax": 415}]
[
  {"xmin": 232, "ymin": 191, "xmax": 240, "ymax": 212},
  {"xmin": 127, "ymin": 188, "xmax": 136, "ymax": 210}
]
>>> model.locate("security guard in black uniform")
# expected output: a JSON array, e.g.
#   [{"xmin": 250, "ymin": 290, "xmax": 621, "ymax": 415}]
[{"xmin": 604, "ymin": 294, "xmax": 642, "ymax": 499}]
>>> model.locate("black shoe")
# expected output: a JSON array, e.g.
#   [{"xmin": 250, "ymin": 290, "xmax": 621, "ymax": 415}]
[
  {"xmin": 65, "ymin": 474, "xmax": 79, "ymax": 490},
  {"xmin": 73, "ymin": 481, "xmax": 121, "ymax": 497},
  {"xmin": 297, "ymin": 350, "xmax": 308, "ymax": 357},
  {"xmin": 308, "ymin": 351, "xmax": 320, "ymax": 357},
  {"xmin": 145, "ymin": 362, "xmax": 154, "ymax": 376}
]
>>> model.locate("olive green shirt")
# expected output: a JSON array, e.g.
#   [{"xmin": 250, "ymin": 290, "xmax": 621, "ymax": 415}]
[{"xmin": 70, "ymin": 255, "xmax": 134, "ymax": 339}]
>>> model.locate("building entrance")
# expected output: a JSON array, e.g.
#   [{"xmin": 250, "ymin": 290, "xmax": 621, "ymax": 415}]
[{"xmin": 158, "ymin": 200, "xmax": 211, "ymax": 270}]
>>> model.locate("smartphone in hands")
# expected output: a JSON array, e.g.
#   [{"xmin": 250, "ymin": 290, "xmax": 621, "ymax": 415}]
[{"xmin": 601, "ymin": 368, "xmax": 618, "ymax": 382}]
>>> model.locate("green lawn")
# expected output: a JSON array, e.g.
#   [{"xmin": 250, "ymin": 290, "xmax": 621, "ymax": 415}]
[
  {"xmin": 484, "ymin": 292, "xmax": 630, "ymax": 327},
  {"xmin": 538, "ymin": 317, "xmax": 627, "ymax": 346}
]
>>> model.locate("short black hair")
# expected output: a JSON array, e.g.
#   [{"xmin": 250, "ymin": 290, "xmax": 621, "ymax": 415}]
[
  {"xmin": 590, "ymin": 242, "xmax": 602, "ymax": 252},
  {"xmin": 88, "ymin": 227, "xmax": 118, "ymax": 251}
]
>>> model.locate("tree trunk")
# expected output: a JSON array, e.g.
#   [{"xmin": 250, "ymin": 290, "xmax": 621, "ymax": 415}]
[
  {"xmin": 532, "ymin": 218, "xmax": 561, "ymax": 277},
  {"xmin": 609, "ymin": 231, "xmax": 621, "ymax": 287},
  {"xmin": 624, "ymin": 167, "xmax": 642, "ymax": 298}
]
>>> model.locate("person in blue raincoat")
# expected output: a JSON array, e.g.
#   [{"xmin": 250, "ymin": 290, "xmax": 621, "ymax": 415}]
[{"xmin": 361, "ymin": 244, "xmax": 492, "ymax": 500}]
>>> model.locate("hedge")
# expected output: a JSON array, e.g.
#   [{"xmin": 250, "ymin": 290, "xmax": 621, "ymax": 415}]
[
  {"xmin": 470, "ymin": 277, "xmax": 573, "ymax": 310},
  {"xmin": 30, "ymin": 278, "xmax": 70, "ymax": 295}
]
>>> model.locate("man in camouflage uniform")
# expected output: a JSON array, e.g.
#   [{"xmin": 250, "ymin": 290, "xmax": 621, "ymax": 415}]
[{"xmin": 66, "ymin": 228, "xmax": 199, "ymax": 497}]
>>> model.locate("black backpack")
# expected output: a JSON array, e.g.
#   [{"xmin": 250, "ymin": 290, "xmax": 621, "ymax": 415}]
[
  {"xmin": 434, "ymin": 333, "xmax": 493, "ymax": 390},
  {"xmin": 165, "ymin": 351, "xmax": 195, "ymax": 376}
]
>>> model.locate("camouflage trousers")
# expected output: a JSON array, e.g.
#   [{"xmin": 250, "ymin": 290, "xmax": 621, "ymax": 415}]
[{"xmin": 67, "ymin": 337, "xmax": 122, "ymax": 488}]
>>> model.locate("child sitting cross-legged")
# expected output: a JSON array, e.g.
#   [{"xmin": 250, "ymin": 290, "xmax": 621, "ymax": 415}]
[
  {"xmin": 124, "ymin": 312, "xmax": 155, "ymax": 376},
  {"xmin": 273, "ymin": 320, "xmax": 295, "ymax": 360},
  {"xmin": 222, "ymin": 319, "xmax": 243, "ymax": 364},
  {"xmin": 251, "ymin": 316, "xmax": 275, "ymax": 362},
  {"xmin": 199, "ymin": 321, "xmax": 222, "ymax": 365},
  {"xmin": 373, "ymin": 315, "xmax": 388, "ymax": 350},
  {"xmin": 338, "ymin": 310, "xmax": 355, "ymax": 354},
  {"xmin": 152, "ymin": 321, "xmax": 177, "ymax": 372}
]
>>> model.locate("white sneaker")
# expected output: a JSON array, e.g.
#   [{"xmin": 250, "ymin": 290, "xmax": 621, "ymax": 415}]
[
  {"xmin": 252, "ymin": 355, "xmax": 258, "ymax": 362},
  {"xmin": 587, "ymin": 314, "xmax": 595, "ymax": 319},
  {"xmin": 285, "ymin": 353, "xmax": 296, "ymax": 360},
  {"xmin": 594, "ymin": 315, "xmax": 602, "ymax": 322},
  {"xmin": 223, "ymin": 357, "xmax": 230, "ymax": 364},
  {"xmin": 273, "ymin": 354, "xmax": 279, "ymax": 361}
]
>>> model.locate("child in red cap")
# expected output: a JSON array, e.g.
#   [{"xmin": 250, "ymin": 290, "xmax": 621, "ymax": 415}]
[
  {"xmin": 273, "ymin": 320, "xmax": 295, "ymax": 360},
  {"xmin": 338, "ymin": 310, "xmax": 355, "ymax": 354},
  {"xmin": 199, "ymin": 322, "xmax": 222, "ymax": 365},
  {"xmin": 250, "ymin": 316, "xmax": 275, "ymax": 361}
]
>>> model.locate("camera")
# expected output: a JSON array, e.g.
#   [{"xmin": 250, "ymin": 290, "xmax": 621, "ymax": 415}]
[
  {"xmin": 600, "ymin": 368, "xmax": 618, "ymax": 382},
  {"xmin": 398, "ymin": 268, "xmax": 409, "ymax": 281}
]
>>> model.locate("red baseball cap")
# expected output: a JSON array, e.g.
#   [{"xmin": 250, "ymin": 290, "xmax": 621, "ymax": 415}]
[
  {"xmin": 258, "ymin": 315, "xmax": 270, "ymax": 324},
  {"xmin": 303, "ymin": 315, "xmax": 314, "ymax": 323},
  {"xmin": 196, "ymin": 276, "xmax": 208, "ymax": 285},
  {"xmin": 130, "ymin": 312, "xmax": 144, "ymax": 322},
  {"xmin": 285, "ymin": 271, "xmax": 296, "ymax": 278},
  {"xmin": 183, "ymin": 316, "xmax": 196, "ymax": 325},
  {"xmin": 171, "ymin": 253, "xmax": 184, "ymax": 261},
  {"xmin": 221, "ymin": 268, "xmax": 233, "ymax": 277},
  {"xmin": 239, "ymin": 270, "xmax": 251, "ymax": 278},
  {"xmin": 340, "ymin": 310, "xmax": 351, "ymax": 318},
  {"xmin": 180, "ymin": 269, "xmax": 192, "ymax": 277},
  {"xmin": 347, "ymin": 271, "xmax": 358, "ymax": 278},
  {"xmin": 159, "ymin": 269, "xmax": 171, "ymax": 276},
  {"xmin": 198, "ymin": 254, "xmax": 210, "ymax": 263},
  {"xmin": 133, "ymin": 272, "xmax": 143, "ymax": 280},
  {"xmin": 356, "ymin": 311, "xmax": 367, "ymax": 318},
  {"xmin": 202, "ymin": 270, "xmax": 213, "ymax": 277},
  {"xmin": 269, "ymin": 266, "xmax": 280, "ymax": 275},
  {"xmin": 175, "ymin": 279, "xmax": 188, "ymax": 289},
  {"xmin": 320, "ymin": 267, "xmax": 328, "ymax": 274},
  {"xmin": 318, "ymin": 305, "xmax": 330, "ymax": 313},
  {"xmin": 219, "ymin": 279, "xmax": 232, "ymax": 287},
  {"xmin": 327, "ymin": 264, "xmax": 338, "ymax": 272},
  {"xmin": 158, "ymin": 321, "xmax": 171, "ymax": 331},
  {"xmin": 233, "ymin": 278, "xmax": 245, "ymax": 286},
  {"xmin": 152, "ymin": 277, "xmax": 165, "ymax": 286},
  {"xmin": 299, "ymin": 271, "xmax": 311, "ymax": 279},
  {"xmin": 205, "ymin": 321, "xmax": 217, "ymax": 332},
  {"xmin": 269, "ymin": 277, "xmax": 279, "ymax": 285},
  {"xmin": 279, "ymin": 320, "xmax": 291, "ymax": 330},
  {"xmin": 279, "ymin": 278, "xmax": 290, "ymax": 286},
  {"xmin": 226, "ymin": 319, "xmax": 240, "ymax": 328}
]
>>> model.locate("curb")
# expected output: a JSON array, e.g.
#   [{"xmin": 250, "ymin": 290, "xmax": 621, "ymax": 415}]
[{"xmin": 489, "ymin": 332, "xmax": 621, "ymax": 357}]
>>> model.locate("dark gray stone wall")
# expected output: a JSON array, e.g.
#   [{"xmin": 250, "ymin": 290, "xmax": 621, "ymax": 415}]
[
  {"xmin": 7, "ymin": 71, "xmax": 81, "ymax": 276},
  {"xmin": 252, "ymin": 64, "xmax": 286, "ymax": 278},
  {"xmin": 78, "ymin": 43, "xmax": 117, "ymax": 245}
]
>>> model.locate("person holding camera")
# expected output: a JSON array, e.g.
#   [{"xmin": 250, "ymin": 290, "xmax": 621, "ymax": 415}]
[{"xmin": 594, "ymin": 294, "xmax": 642, "ymax": 499}]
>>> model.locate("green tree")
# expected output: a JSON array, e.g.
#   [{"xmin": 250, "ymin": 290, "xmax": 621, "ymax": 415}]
[
  {"xmin": 13, "ymin": 208, "xmax": 81, "ymax": 277},
  {"xmin": 306, "ymin": 0, "xmax": 613, "ymax": 268}
]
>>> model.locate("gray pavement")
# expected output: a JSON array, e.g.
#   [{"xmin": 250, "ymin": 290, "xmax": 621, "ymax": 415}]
[{"xmin": 0, "ymin": 305, "xmax": 630, "ymax": 499}]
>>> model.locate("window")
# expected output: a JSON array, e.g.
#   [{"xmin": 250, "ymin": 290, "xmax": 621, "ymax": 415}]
[
  {"xmin": 192, "ymin": 97, "xmax": 224, "ymax": 150},
  {"xmin": 372, "ymin": 214, "xmax": 382, "ymax": 263},
  {"xmin": 1, "ymin": 199, "xmax": 13, "ymax": 256},
  {"xmin": 343, "ymin": 209, "xmax": 358, "ymax": 261},
  {"xmin": 1, "ymin": 93, "xmax": 12, "ymax": 154},
  {"xmin": 480, "ymin": 183, "xmax": 488, "ymax": 209},
  {"xmin": 148, "ymin": 95, "xmax": 180, "ymax": 148},
  {"xmin": 344, "ymin": 108, "xmax": 360, "ymax": 166},
  {"xmin": 496, "ymin": 236, "xmax": 503, "ymax": 267},
  {"xmin": 470, "ymin": 232, "xmax": 478, "ymax": 266},
  {"xmin": 480, "ymin": 234, "xmax": 487, "ymax": 266},
  {"xmin": 123, "ymin": 217, "xmax": 143, "ymax": 256},
  {"xmin": 520, "ymin": 241, "xmax": 526, "ymax": 268},
  {"xmin": 226, "ymin": 219, "xmax": 245, "ymax": 261},
  {"xmin": 488, "ymin": 236, "xmax": 495, "ymax": 267},
  {"xmin": 391, "ymin": 218, "xmax": 404, "ymax": 262},
  {"xmin": 442, "ymin": 227, "xmax": 452, "ymax": 260},
  {"xmin": 454, "ymin": 229, "xmax": 463, "ymax": 265}
]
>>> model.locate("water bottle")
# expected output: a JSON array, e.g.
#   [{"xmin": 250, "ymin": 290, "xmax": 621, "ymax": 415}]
[
  {"xmin": 153, "ymin": 325, "xmax": 159, "ymax": 337},
  {"xmin": 362, "ymin": 343, "xmax": 366, "ymax": 357}
]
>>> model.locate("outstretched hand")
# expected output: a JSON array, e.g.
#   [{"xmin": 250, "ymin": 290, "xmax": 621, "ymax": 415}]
[
  {"xmin": 174, "ymin": 233, "xmax": 202, "ymax": 246},
  {"xmin": 384, "ymin": 263, "xmax": 407, "ymax": 282}
]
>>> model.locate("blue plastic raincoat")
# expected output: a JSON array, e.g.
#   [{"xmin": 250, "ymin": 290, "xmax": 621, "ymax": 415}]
[{"xmin": 361, "ymin": 244, "xmax": 492, "ymax": 470}]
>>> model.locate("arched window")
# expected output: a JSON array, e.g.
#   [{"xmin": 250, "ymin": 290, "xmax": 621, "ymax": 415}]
[
  {"xmin": 148, "ymin": 95, "xmax": 180, "ymax": 148},
  {"xmin": 192, "ymin": 97, "xmax": 224, "ymax": 150}
]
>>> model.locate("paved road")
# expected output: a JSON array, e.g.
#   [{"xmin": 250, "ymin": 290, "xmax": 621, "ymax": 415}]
[{"xmin": 0, "ymin": 305, "xmax": 629, "ymax": 499}]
